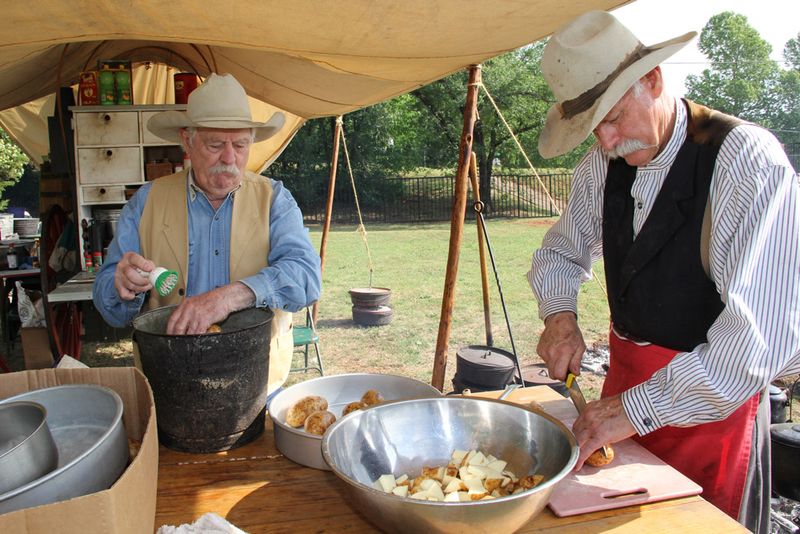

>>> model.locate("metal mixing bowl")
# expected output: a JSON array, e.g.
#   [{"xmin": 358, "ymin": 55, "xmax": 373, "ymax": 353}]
[
  {"xmin": 322, "ymin": 396, "xmax": 578, "ymax": 533},
  {"xmin": 0, "ymin": 401, "xmax": 58, "ymax": 494}
]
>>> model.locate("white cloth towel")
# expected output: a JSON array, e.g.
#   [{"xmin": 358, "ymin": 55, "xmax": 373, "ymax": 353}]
[{"xmin": 157, "ymin": 512, "xmax": 248, "ymax": 534}]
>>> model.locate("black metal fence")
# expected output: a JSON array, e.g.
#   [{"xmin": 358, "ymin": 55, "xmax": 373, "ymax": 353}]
[
  {"xmin": 279, "ymin": 172, "xmax": 573, "ymax": 225},
  {"xmin": 785, "ymin": 142, "xmax": 799, "ymax": 172}
]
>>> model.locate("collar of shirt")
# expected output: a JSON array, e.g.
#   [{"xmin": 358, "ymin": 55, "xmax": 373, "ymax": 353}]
[
  {"xmin": 639, "ymin": 97, "xmax": 687, "ymax": 172},
  {"xmin": 187, "ymin": 168, "xmax": 243, "ymax": 204}
]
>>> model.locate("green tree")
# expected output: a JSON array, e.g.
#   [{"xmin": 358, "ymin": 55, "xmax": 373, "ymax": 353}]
[
  {"xmin": 773, "ymin": 34, "xmax": 800, "ymax": 144},
  {"xmin": 0, "ymin": 129, "xmax": 29, "ymax": 212},
  {"xmin": 272, "ymin": 41, "xmax": 577, "ymax": 212},
  {"xmin": 685, "ymin": 12, "xmax": 781, "ymax": 125}
]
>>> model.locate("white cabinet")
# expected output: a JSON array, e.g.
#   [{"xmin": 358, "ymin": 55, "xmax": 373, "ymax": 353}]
[{"xmin": 70, "ymin": 104, "xmax": 186, "ymax": 268}]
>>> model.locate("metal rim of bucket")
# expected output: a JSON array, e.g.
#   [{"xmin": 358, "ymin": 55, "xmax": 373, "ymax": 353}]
[{"xmin": 132, "ymin": 305, "xmax": 273, "ymax": 337}]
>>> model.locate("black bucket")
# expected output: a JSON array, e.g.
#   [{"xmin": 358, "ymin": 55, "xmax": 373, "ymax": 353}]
[{"xmin": 132, "ymin": 306, "xmax": 273, "ymax": 453}]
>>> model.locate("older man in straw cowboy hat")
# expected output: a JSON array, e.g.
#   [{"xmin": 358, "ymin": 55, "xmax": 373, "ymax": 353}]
[
  {"xmin": 93, "ymin": 73, "xmax": 321, "ymax": 395},
  {"xmin": 528, "ymin": 10, "xmax": 800, "ymax": 531}
]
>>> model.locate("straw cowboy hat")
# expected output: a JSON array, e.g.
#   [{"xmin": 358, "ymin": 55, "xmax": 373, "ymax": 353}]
[
  {"xmin": 538, "ymin": 11, "xmax": 696, "ymax": 158},
  {"xmin": 147, "ymin": 73, "xmax": 285, "ymax": 144}
]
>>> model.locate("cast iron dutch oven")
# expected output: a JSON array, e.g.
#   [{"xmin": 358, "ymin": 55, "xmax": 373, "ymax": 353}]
[{"xmin": 770, "ymin": 422, "xmax": 800, "ymax": 501}]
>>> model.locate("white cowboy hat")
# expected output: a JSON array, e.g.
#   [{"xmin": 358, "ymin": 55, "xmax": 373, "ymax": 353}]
[
  {"xmin": 147, "ymin": 73, "xmax": 285, "ymax": 144},
  {"xmin": 538, "ymin": 11, "xmax": 696, "ymax": 158}
]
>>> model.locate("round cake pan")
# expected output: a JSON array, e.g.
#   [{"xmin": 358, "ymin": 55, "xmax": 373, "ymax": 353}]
[
  {"xmin": 0, "ymin": 385, "xmax": 128, "ymax": 514},
  {"xmin": 0, "ymin": 401, "xmax": 58, "ymax": 494},
  {"xmin": 269, "ymin": 373, "xmax": 442, "ymax": 470}
]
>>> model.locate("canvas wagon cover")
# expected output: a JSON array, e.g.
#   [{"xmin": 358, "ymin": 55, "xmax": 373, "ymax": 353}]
[{"xmin": 0, "ymin": 0, "xmax": 627, "ymax": 168}]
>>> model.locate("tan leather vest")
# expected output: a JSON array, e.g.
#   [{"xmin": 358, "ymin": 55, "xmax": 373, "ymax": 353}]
[{"xmin": 138, "ymin": 170, "xmax": 293, "ymax": 393}]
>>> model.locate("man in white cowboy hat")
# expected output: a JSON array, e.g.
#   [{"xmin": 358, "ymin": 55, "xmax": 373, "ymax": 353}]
[
  {"xmin": 93, "ymin": 73, "xmax": 321, "ymax": 395},
  {"xmin": 528, "ymin": 10, "xmax": 799, "ymax": 532}
]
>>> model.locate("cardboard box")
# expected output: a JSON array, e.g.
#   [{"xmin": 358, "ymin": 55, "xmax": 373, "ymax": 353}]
[
  {"xmin": 0, "ymin": 367, "xmax": 158, "ymax": 533},
  {"xmin": 20, "ymin": 328, "xmax": 53, "ymax": 370}
]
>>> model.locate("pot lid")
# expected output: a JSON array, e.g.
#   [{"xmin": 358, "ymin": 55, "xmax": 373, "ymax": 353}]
[
  {"xmin": 769, "ymin": 384, "xmax": 786, "ymax": 396},
  {"xmin": 457, "ymin": 345, "xmax": 516, "ymax": 370},
  {"xmin": 770, "ymin": 423, "xmax": 800, "ymax": 446}
]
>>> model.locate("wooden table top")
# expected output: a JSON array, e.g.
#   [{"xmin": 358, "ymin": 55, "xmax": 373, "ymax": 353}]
[{"xmin": 155, "ymin": 385, "xmax": 747, "ymax": 533}]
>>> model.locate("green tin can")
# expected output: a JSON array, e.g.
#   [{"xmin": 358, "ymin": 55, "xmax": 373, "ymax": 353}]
[
  {"xmin": 115, "ymin": 70, "xmax": 132, "ymax": 105},
  {"xmin": 98, "ymin": 70, "xmax": 115, "ymax": 106}
]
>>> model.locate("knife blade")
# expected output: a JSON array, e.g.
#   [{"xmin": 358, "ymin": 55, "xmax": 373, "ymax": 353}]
[
  {"xmin": 565, "ymin": 372, "xmax": 612, "ymax": 459},
  {"xmin": 565, "ymin": 372, "xmax": 588, "ymax": 415}
]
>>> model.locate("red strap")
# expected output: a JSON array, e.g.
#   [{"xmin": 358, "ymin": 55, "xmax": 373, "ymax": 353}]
[{"xmin": 603, "ymin": 329, "xmax": 758, "ymax": 519}]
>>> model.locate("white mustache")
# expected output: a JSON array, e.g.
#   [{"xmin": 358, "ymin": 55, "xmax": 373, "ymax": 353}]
[
  {"xmin": 603, "ymin": 139, "xmax": 657, "ymax": 160},
  {"xmin": 209, "ymin": 163, "xmax": 241, "ymax": 176}
]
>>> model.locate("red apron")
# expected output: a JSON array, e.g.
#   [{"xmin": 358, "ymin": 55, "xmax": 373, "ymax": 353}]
[{"xmin": 602, "ymin": 329, "xmax": 760, "ymax": 519}]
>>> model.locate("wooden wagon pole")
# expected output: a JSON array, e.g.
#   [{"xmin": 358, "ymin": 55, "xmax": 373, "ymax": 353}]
[
  {"xmin": 468, "ymin": 151, "xmax": 493, "ymax": 347},
  {"xmin": 432, "ymin": 64, "xmax": 482, "ymax": 391},
  {"xmin": 313, "ymin": 115, "xmax": 343, "ymax": 323}
]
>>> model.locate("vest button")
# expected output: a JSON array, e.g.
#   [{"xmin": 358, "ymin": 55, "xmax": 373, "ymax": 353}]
[{"xmin": 178, "ymin": 288, "xmax": 185, "ymax": 296}]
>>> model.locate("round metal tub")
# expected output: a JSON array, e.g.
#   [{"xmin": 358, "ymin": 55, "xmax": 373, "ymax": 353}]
[
  {"xmin": 0, "ymin": 385, "xmax": 128, "ymax": 514},
  {"xmin": 269, "ymin": 373, "xmax": 442, "ymax": 470}
]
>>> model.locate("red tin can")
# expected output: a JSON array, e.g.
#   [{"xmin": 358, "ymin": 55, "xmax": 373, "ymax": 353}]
[
  {"xmin": 174, "ymin": 73, "xmax": 199, "ymax": 104},
  {"xmin": 79, "ymin": 71, "xmax": 99, "ymax": 106}
]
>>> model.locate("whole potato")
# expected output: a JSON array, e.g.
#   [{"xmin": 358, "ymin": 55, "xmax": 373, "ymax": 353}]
[
  {"xmin": 342, "ymin": 401, "xmax": 365, "ymax": 416},
  {"xmin": 361, "ymin": 389, "xmax": 384, "ymax": 406},
  {"xmin": 585, "ymin": 445, "xmax": 615, "ymax": 467},
  {"xmin": 304, "ymin": 410, "xmax": 336, "ymax": 435},
  {"xmin": 285, "ymin": 395, "xmax": 328, "ymax": 428}
]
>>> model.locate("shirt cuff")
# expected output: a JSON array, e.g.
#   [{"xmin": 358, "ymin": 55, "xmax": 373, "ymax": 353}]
[
  {"xmin": 538, "ymin": 296, "xmax": 578, "ymax": 321},
  {"xmin": 239, "ymin": 275, "xmax": 284, "ymax": 310},
  {"xmin": 621, "ymin": 383, "xmax": 664, "ymax": 436}
]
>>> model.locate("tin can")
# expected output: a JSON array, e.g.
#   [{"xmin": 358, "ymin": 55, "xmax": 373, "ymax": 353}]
[
  {"xmin": 174, "ymin": 73, "xmax": 199, "ymax": 104},
  {"xmin": 98, "ymin": 70, "xmax": 116, "ymax": 106},
  {"xmin": 114, "ymin": 70, "xmax": 132, "ymax": 105},
  {"xmin": 79, "ymin": 71, "xmax": 99, "ymax": 106}
]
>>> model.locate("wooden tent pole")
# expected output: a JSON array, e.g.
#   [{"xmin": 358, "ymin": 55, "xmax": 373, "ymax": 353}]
[
  {"xmin": 431, "ymin": 65, "xmax": 482, "ymax": 391},
  {"xmin": 468, "ymin": 151, "xmax": 493, "ymax": 347},
  {"xmin": 314, "ymin": 115, "xmax": 343, "ymax": 323}
]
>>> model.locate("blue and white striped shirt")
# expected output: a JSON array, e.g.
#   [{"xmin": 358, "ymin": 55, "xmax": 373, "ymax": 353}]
[{"xmin": 528, "ymin": 98, "xmax": 800, "ymax": 435}]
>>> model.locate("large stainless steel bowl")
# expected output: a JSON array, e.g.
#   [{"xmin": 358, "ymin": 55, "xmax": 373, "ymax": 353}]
[
  {"xmin": 322, "ymin": 396, "xmax": 578, "ymax": 533},
  {"xmin": 0, "ymin": 401, "xmax": 58, "ymax": 494},
  {"xmin": 270, "ymin": 373, "xmax": 442, "ymax": 470},
  {"xmin": 0, "ymin": 385, "xmax": 128, "ymax": 514}
]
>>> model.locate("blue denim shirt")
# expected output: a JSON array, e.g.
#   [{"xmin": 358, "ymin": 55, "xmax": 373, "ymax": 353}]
[{"xmin": 92, "ymin": 175, "xmax": 321, "ymax": 327}]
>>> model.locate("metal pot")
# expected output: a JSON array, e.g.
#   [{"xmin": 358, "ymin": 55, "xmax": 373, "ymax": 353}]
[
  {"xmin": 769, "ymin": 384, "xmax": 789, "ymax": 424},
  {"xmin": 770, "ymin": 422, "xmax": 800, "ymax": 501},
  {"xmin": 455, "ymin": 345, "xmax": 516, "ymax": 389},
  {"xmin": 349, "ymin": 287, "xmax": 392, "ymax": 308},
  {"xmin": 133, "ymin": 306, "xmax": 273, "ymax": 453}
]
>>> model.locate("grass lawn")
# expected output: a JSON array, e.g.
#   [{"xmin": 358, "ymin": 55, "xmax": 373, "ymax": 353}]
[{"xmin": 289, "ymin": 217, "xmax": 610, "ymax": 393}]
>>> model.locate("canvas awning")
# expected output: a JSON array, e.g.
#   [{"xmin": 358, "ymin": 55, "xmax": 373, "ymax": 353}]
[{"xmin": 0, "ymin": 0, "xmax": 628, "ymax": 169}]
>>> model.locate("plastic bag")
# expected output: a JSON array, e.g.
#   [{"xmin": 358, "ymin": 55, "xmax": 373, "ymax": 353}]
[{"xmin": 16, "ymin": 281, "xmax": 45, "ymax": 327}]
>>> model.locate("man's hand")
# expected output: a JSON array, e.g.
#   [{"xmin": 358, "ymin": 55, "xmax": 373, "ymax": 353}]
[
  {"xmin": 537, "ymin": 311, "xmax": 586, "ymax": 380},
  {"xmin": 114, "ymin": 252, "xmax": 155, "ymax": 300},
  {"xmin": 571, "ymin": 394, "xmax": 636, "ymax": 470},
  {"xmin": 166, "ymin": 282, "xmax": 255, "ymax": 335}
]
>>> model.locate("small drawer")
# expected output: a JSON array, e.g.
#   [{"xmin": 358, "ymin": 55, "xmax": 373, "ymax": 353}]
[
  {"xmin": 75, "ymin": 111, "xmax": 139, "ymax": 145},
  {"xmin": 78, "ymin": 146, "xmax": 142, "ymax": 184},
  {"xmin": 82, "ymin": 185, "xmax": 126, "ymax": 203}
]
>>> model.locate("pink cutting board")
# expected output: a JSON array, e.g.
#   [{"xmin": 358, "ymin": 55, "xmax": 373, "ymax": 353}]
[
  {"xmin": 547, "ymin": 426, "xmax": 703, "ymax": 517},
  {"xmin": 470, "ymin": 388, "xmax": 703, "ymax": 517}
]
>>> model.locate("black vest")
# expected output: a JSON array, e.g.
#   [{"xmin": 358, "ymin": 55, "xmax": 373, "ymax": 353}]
[{"xmin": 603, "ymin": 100, "xmax": 742, "ymax": 352}]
